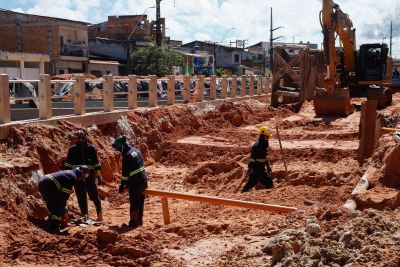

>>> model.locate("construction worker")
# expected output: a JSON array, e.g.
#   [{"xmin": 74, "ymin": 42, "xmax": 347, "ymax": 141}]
[
  {"xmin": 64, "ymin": 130, "xmax": 103, "ymax": 221},
  {"xmin": 242, "ymin": 126, "xmax": 273, "ymax": 193},
  {"xmin": 38, "ymin": 168, "xmax": 84, "ymax": 233},
  {"xmin": 112, "ymin": 135, "xmax": 148, "ymax": 228}
]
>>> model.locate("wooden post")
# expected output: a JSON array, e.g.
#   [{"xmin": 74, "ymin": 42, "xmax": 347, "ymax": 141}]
[
  {"xmin": 198, "ymin": 75, "xmax": 205, "ymax": 102},
  {"xmin": 249, "ymin": 75, "xmax": 255, "ymax": 96},
  {"xmin": 149, "ymin": 75, "xmax": 158, "ymax": 107},
  {"xmin": 241, "ymin": 75, "xmax": 246, "ymax": 97},
  {"xmin": 231, "ymin": 75, "xmax": 237, "ymax": 98},
  {"xmin": 0, "ymin": 74, "xmax": 10, "ymax": 124},
  {"xmin": 103, "ymin": 75, "xmax": 114, "ymax": 112},
  {"xmin": 73, "ymin": 75, "xmax": 85, "ymax": 115},
  {"xmin": 210, "ymin": 75, "xmax": 217, "ymax": 100},
  {"xmin": 266, "ymin": 77, "xmax": 271, "ymax": 94},
  {"xmin": 221, "ymin": 75, "xmax": 227, "ymax": 99},
  {"xmin": 167, "ymin": 75, "xmax": 175, "ymax": 105},
  {"xmin": 128, "ymin": 75, "xmax": 137, "ymax": 109},
  {"xmin": 39, "ymin": 74, "xmax": 52, "ymax": 120},
  {"xmin": 161, "ymin": 197, "xmax": 171, "ymax": 225},
  {"xmin": 183, "ymin": 75, "xmax": 190, "ymax": 104},
  {"xmin": 275, "ymin": 125, "xmax": 289, "ymax": 180},
  {"xmin": 359, "ymin": 100, "xmax": 378, "ymax": 159},
  {"xmin": 257, "ymin": 76, "xmax": 263, "ymax": 95}
]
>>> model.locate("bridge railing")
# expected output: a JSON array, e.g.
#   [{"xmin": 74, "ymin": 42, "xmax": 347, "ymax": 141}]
[{"xmin": 0, "ymin": 74, "xmax": 271, "ymax": 124}]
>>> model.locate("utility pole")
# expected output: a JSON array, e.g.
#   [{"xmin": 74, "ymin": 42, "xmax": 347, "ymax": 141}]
[
  {"xmin": 269, "ymin": 7, "xmax": 284, "ymax": 71},
  {"xmin": 156, "ymin": 0, "xmax": 162, "ymax": 46},
  {"xmin": 390, "ymin": 21, "xmax": 393, "ymax": 55}
]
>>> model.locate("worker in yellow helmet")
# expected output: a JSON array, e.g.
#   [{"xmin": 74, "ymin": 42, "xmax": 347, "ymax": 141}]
[{"xmin": 242, "ymin": 125, "xmax": 273, "ymax": 192}]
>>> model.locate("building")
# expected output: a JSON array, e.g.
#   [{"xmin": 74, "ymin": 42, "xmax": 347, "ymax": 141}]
[
  {"xmin": 87, "ymin": 60, "xmax": 119, "ymax": 77},
  {"xmin": 174, "ymin": 47, "xmax": 214, "ymax": 76},
  {"xmin": 0, "ymin": 50, "xmax": 50, "ymax": 79},
  {"xmin": 181, "ymin": 41, "xmax": 246, "ymax": 75},
  {"xmin": 0, "ymin": 8, "xmax": 90, "ymax": 75}
]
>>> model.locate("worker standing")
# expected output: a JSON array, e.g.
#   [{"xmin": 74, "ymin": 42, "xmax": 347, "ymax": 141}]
[
  {"xmin": 112, "ymin": 136, "xmax": 148, "ymax": 228},
  {"xmin": 242, "ymin": 126, "xmax": 273, "ymax": 192},
  {"xmin": 64, "ymin": 130, "xmax": 103, "ymax": 221},
  {"xmin": 38, "ymin": 168, "xmax": 83, "ymax": 233}
]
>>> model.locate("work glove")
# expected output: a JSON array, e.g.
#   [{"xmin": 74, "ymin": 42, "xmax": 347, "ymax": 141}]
[
  {"xmin": 97, "ymin": 176, "xmax": 103, "ymax": 185},
  {"xmin": 118, "ymin": 184, "xmax": 126, "ymax": 194}
]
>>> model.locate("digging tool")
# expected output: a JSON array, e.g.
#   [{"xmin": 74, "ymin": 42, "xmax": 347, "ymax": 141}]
[
  {"xmin": 275, "ymin": 125, "xmax": 289, "ymax": 180},
  {"xmin": 235, "ymin": 169, "xmax": 249, "ymax": 193}
]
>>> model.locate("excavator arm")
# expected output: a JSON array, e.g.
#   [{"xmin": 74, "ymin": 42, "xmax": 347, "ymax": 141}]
[{"xmin": 314, "ymin": 0, "xmax": 354, "ymax": 116}]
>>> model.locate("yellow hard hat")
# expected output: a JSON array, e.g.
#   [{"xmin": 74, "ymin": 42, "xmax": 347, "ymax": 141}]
[{"xmin": 259, "ymin": 126, "xmax": 272, "ymax": 137}]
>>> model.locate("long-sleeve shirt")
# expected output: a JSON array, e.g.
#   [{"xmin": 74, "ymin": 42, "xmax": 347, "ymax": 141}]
[{"xmin": 64, "ymin": 141, "xmax": 101, "ymax": 177}]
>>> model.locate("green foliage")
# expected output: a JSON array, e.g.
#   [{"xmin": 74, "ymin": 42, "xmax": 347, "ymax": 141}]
[
  {"xmin": 130, "ymin": 43, "xmax": 183, "ymax": 77},
  {"xmin": 216, "ymin": 68, "xmax": 225, "ymax": 76}
]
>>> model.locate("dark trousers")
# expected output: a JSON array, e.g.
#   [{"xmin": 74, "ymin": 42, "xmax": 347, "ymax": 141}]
[
  {"xmin": 38, "ymin": 178, "xmax": 67, "ymax": 225},
  {"xmin": 242, "ymin": 168, "xmax": 273, "ymax": 192},
  {"xmin": 75, "ymin": 176, "xmax": 101, "ymax": 215},
  {"xmin": 128, "ymin": 179, "xmax": 146, "ymax": 226}
]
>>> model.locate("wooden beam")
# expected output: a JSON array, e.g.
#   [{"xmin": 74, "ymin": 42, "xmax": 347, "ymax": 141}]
[
  {"xmin": 381, "ymin": 127, "xmax": 400, "ymax": 134},
  {"xmin": 161, "ymin": 197, "xmax": 171, "ymax": 225},
  {"xmin": 221, "ymin": 75, "xmax": 228, "ymax": 99},
  {"xmin": 358, "ymin": 100, "xmax": 378, "ymax": 159},
  {"xmin": 149, "ymin": 75, "xmax": 158, "ymax": 107},
  {"xmin": 73, "ymin": 75, "xmax": 85, "ymax": 115},
  {"xmin": 231, "ymin": 75, "xmax": 238, "ymax": 97},
  {"xmin": 210, "ymin": 75, "xmax": 217, "ymax": 100},
  {"xmin": 167, "ymin": 75, "xmax": 175, "ymax": 105},
  {"xmin": 241, "ymin": 75, "xmax": 246, "ymax": 97},
  {"xmin": 198, "ymin": 75, "xmax": 205, "ymax": 102},
  {"xmin": 128, "ymin": 75, "xmax": 137, "ymax": 109},
  {"xmin": 257, "ymin": 76, "xmax": 263, "ymax": 95},
  {"xmin": 39, "ymin": 74, "xmax": 52, "ymax": 120},
  {"xmin": 103, "ymin": 75, "xmax": 114, "ymax": 112},
  {"xmin": 0, "ymin": 75, "xmax": 10, "ymax": 124},
  {"xmin": 183, "ymin": 75, "xmax": 190, "ymax": 104},
  {"xmin": 145, "ymin": 189, "xmax": 297, "ymax": 213},
  {"xmin": 249, "ymin": 75, "xmax": 255, "ymax": 96}
]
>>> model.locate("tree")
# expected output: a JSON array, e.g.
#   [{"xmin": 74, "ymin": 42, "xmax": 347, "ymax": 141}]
[{"xmin": 130, "ymin": 43, "xmax": 183, "ymax": 77}]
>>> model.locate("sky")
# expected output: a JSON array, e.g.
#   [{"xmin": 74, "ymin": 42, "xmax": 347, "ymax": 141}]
[{"xmin": 2, "ymin": 0, "xmax": 400, "ymax": 57}]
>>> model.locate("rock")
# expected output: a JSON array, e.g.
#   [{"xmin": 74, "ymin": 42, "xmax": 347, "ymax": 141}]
[
  {"xmin": 306, "ymin": 223, "xmax": 321, "ymax": 235},
  {"xmin": 306, "ymin": 216, "xmax": 318, "ymax": 226},
  {"xmin": 97, "ymin": 229, "xmax": 120, "ymax": 244}
]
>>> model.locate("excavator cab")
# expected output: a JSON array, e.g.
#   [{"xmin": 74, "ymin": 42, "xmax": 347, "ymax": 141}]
[{"xmin": 357, "ymin": 44, "xmax": 389, "ymax": 81}]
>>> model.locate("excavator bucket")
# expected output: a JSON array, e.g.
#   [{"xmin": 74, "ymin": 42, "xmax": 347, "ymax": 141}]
[{"xmin": 314, "ymin": 87, "xmax": 354, "ymax": 116}]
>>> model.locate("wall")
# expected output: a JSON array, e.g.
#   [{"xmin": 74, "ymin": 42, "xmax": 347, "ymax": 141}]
[
  {"xmin": 88, "ymin": 39, "xmax": 127, "ymax": 60},
  {"xmin": 88, "ymin": 63, "xmax": 119, "ymax": 77}
]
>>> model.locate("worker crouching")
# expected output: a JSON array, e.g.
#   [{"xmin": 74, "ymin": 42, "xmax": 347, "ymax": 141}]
[
  {"xmin": 38, "ymin": 168, "xmax": 84, "ymax": 233},
  {"xmin": 112, "ymin": 136, "xmax": 148, "ymax": 228},
  {"xmin": 242, "ymin": 126, "xmax": 273, "ymax": 192}
]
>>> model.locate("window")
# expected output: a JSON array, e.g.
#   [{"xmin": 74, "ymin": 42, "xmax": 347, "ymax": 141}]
[{"xmin": 234, "ymin": 54, "xmax": 240, "ymax": 63}]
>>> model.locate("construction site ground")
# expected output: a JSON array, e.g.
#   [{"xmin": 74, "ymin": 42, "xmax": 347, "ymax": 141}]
[{"xmin": 0, "ymin": 95, "xmax": 400, "ymax": 266}]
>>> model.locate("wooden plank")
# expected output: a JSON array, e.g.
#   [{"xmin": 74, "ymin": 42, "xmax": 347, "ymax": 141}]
[
  {"xmin": 73, "ymin": 75, "xmax": 85, "ymax": 115},
  {"xmin": 103, "ymin": 75, "xmax": 114, "ymax": 112},
  {"xmin": 231, "ymin": 75, "xmax": 238, "ymax": 97},
  {"xmin": 257, "ymin": 76, "xmax": 263, "ymax": 95},
  {"xmin": 149, "ymin": 75, "xmax": 158, "ymax": 107},
  {"xmin": 161, "ymin": 197, "xmax": 171, "ymax": 225},
  {"xmin": 145, "ymin": 189, "xmax": 297, "ymax": 213},
  {"xmin": 358, "ymin": 100, "xmax": 378, "ymax": 159},
  {"xmin": 198, "ymin": 75, "xmax": 205, "ymax": 102},
  {"xmin": 0, "ymin": 75, "xmax": 10, "ymax": 124},
  {"xmin": 249, "ymin": 75, "xmax": 255, "ymax": 96},
  {"xmin": 183, "ymin": 75, "xmax": 190, "ymax": 104},
  {"xmin": 167, "ymin": 75, "xmax": 175, "ymax": 105},
  {"xmin": 210, "ymin": 75, "xmax": 217, "ymax": 100},
  {"xmin": 39, "ymin": 74, "xmax": 52, "ymax": 120},
  {"xmin": 221, "ymin": 75, "xmax": 228, "ymax": 99},
  {"xmin": 128, "ymin": 75, "xmax": 137, "ymax": 109},
  {"xmin": 241, "ymin": 75, "xmax": 246, "ymax": 97}
]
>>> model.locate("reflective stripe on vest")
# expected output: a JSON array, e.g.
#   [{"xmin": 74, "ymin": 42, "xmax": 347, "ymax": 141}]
[
  {"xmin": 249, "ymin": 158, "xmax": 267, "ymax": 163},
  {"xmin": 129, "ymin": 166, "xmax": 145, "ymax": 176},
  {"xmin": 51, "ymin": 214, "xmax": 62, "ymax": 221},
  {"xmin": 46, "ymin": 174, "xmax": 72, "ymax": 195}
]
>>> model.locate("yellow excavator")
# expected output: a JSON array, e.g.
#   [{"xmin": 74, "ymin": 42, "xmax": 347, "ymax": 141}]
[{"xmin": 314, "ymin": 0, "xmax": 394, "ymax": 116}]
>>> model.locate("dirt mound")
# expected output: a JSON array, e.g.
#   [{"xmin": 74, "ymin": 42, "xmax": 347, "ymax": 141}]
[{"xmin": 261, "ymin": 211, "xmax": 400, "ymax": 266}]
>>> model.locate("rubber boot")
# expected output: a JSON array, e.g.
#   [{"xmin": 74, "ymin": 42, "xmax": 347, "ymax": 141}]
[{"xmin": 97, "ymin": 212, "xmax": 103, "ymax": 222}]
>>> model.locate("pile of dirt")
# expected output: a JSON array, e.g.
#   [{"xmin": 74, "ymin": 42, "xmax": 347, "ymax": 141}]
[
  {"xmin": 51, "ymin": 73, "xmax": 99, "ymax": 81},
  {"xmin": 261, "ymin": 210, "xmax": 400, "ymax": 266}
]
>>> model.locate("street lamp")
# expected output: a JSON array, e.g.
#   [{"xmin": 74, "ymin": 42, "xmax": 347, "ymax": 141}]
[{"xmin": 127, "ymin": 6, "xmax": 155, "ymax": 73}]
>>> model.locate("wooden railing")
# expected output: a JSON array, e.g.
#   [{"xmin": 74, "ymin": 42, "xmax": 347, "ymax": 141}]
[
  {"xmin": 0, "ymin": 74, "xmax": 272, "ymax": 124},
  {"xmin": 145, "ymin": 189, "xmax": 297, "ymax": 225}
]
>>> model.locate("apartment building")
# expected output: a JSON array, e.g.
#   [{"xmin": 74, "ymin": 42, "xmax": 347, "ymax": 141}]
[{"xmin": 0, "ymin": 9, "xmax": 89, "ymax": 75}]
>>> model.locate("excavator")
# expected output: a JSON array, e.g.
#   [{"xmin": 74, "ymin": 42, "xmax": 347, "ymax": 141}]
[{"xmin": 314, "ymin": 0, "xmax": 394, "ymax": 116}]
